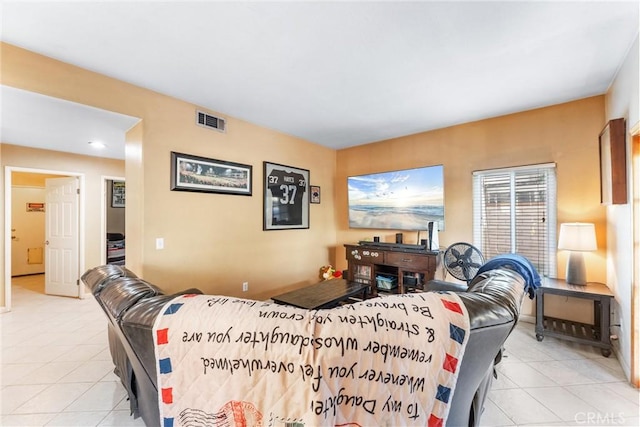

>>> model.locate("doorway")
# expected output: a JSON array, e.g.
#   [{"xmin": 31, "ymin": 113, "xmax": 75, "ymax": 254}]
[
  {"xmin": 11, "ymin": 172, "xmax": 56, "ymax": 277},
  {"xmin": 102, "ymin": 176, "xmax": 125, "ymax": 265},
  {"xmin": 4, "ymin": 166, "xmax": 85, "ymax": 310}
]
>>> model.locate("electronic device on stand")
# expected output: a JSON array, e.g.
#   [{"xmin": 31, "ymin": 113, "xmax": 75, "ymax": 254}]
[{"xmin": 416, "ymin": 221, "xmax": 439, "ymax": 251}]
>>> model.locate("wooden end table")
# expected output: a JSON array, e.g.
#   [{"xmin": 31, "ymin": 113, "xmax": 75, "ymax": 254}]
[
  {"xmin": 271, "ymin": 279, "xmax": 369, "ymax": 310},
  {"xmin": 535, "ymin": 277, "xmax": 613, "ymax": 357}
]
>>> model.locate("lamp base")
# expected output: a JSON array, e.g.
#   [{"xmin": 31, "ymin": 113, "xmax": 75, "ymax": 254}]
[{"xmin": 566, "ymin": 251, "xmax": 587, "ymax": 285}]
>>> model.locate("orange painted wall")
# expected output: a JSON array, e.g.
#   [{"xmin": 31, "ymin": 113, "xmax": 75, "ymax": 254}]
[
  {"xmin": 1, "ymin": 43, "xmax": 337, "ymax": 302},
  {"xmin": 1, "ymin": 42, "xmax": 609, "ymax": 321},
  {"xmin": 336, "ymin": 96, "xmax": 607, "ymax": 320}
]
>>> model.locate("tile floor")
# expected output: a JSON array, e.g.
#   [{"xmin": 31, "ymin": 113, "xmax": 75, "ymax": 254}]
[
  {"xmin": 1, "ymin": 275, "xmax": 144, "ymax": 426},
  {"xmin": 484, "ymin": 322, "xmax": 639, "ymax": 426},
  {"xmin": 1, "ymin": 275, "xmax": 639, "ymax": 426}
]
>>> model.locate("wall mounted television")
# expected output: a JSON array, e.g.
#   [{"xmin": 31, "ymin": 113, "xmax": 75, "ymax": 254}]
[{"xmin": 348, "ymin": 165, "xmax": 444, "ymax": 231}]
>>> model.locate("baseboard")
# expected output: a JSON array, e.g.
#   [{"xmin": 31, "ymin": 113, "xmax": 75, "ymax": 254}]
[
  {"xmin": 11, "ymin": 272, "xmax": 45, "ymax": 278},
  {"xmin": 520, "ymin": 314, "xmax": 535, "ymax": 324}
]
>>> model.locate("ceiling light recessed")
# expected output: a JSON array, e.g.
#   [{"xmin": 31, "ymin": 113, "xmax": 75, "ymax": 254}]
[{"xmin": 88, "ymin": 141, "xmax": 106, "ymax": 149}]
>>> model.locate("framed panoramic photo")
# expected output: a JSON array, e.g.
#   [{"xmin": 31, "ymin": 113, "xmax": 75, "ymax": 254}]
[
  {"xmin": 263, "ymin": 161, "xmax": 310, "ymax": 230},
  {"xmin": 170, "ymin": 151, "xmax": 252, "ymax": 196}
]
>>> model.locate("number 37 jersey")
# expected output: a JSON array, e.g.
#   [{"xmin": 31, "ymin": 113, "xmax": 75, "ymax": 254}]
[{"xmin": 267, "ymin": 168, "xmax": 307, "ymax": 225}]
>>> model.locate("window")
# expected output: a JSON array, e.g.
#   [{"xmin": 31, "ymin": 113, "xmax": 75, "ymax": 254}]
[{"xmin": 473, "ymin": 163, "xmax": 557, "ymax": 277}]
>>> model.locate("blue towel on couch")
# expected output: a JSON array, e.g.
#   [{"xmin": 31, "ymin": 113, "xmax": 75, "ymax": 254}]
[{"xmin": 474, "ymin": 253, "xmax": 541, "ymax": 299}]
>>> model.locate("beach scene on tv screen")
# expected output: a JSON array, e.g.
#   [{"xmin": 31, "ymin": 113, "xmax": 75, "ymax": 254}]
[{"xmin": 348, "ymin": 165, "xmax": 444, "ymax": 231}]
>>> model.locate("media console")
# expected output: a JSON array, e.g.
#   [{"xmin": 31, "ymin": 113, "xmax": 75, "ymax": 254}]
[
  {"xmin": 344, "ymin": 243, "xmax": 438, "ymax": 296},
  {"xmin": 357, "ymin": 241, "xmax": 428, "ymax": 251}
]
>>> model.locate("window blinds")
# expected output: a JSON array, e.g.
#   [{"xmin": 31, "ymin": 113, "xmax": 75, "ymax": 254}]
[{"xmin": 473, "ymin": 163, "xmax": 557, "ymax": 277}]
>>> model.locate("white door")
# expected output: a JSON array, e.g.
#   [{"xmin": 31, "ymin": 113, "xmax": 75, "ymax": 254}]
[{"xmin": 45, "ymin": 177, "xmax": 80, "ymax": 297}]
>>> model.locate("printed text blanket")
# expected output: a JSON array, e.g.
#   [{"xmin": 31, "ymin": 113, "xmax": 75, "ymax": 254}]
[{"xmin": 153, "ymin": 292, "xmax": 469, "ymax": 427}]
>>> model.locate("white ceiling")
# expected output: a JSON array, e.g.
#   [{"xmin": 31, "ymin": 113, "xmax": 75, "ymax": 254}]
[
  {"xmin": 1, "ymin": 1, "xmax": 638, "ymax": 160},
  {"xmin": 1, "ymin": 86, "xmax": 139, "ymax": 160}
]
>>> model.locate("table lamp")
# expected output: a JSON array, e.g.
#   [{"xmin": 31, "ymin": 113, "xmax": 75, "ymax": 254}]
[{"xmin": 558, "ymin": 223, "xmax": 597, "ymax": 285}]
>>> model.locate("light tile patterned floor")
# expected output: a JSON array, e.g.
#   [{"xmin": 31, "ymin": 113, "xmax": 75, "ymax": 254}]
[
  {"xmin": 2, "ymin": 275, "xmax": 639, "ymax": 426},
  {"xmin": 483, "ymin": 318, "xmax": 640, "ymax": 426},
  {"xmin": 1, "ymin": 275, "xmax": 144, "ymax": 427}
]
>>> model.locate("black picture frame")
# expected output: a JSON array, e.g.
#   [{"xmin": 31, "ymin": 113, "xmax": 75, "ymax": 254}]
[
  {"xmin": 263, "ymin": 161, "xmax": 310, "ymax": 230},
  {"xmin": 310, "ymin": 185, "xmax": 321, "ymax": 204},
  {"xmin": 111, "ymin": 181, "xmax": 125, "ymax": 208},
  {"xmin": 170, "ymin": 151, "xmax": 252, "ymax": 196}
]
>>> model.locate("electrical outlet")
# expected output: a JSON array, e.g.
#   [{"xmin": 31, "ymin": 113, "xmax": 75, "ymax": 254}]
[
  {"xmin": 242, "ymin": 282, "xmax": 249, "ymax": 292},
  {"xmin": 156, "ymin": 238, "xmax": 164, "ymax": 250}
]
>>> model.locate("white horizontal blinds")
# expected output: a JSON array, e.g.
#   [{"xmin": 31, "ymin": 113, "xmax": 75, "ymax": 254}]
[
  {"xmin": 475, "ymin": 173, "xmax": 513, "ymax": 258},
  {"xmin": 473, "ymin": 164, "xmax": 557, "ymax": 277},
  {"xmin": 514, "ymin": 169, "xmax": 553, "ymax": 275}
]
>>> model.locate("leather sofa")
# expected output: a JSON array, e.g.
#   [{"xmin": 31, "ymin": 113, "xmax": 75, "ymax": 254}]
[{"xmin": 82, "ymin": 264, "xmax": 528, "ymax": 427}]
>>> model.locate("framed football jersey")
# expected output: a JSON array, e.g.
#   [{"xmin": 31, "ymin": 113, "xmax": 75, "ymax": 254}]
[{"xmin": 263, "ymin": 161, "xmax": 310, "ymax": 230}]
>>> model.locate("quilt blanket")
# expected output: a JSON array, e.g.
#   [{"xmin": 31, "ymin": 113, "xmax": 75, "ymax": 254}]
[{"xmin": 153, "ymin": 292, "xmax": 469, "ymax": 427}]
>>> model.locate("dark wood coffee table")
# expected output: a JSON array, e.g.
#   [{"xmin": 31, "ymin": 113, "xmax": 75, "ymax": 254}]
[{"xmin": 271, "ymin": 279, "xmax": 369, "ymax": 310}]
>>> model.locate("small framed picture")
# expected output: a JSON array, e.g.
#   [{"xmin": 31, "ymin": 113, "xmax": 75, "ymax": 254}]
[
  {"xmin": 111, "ymin": 181, "xmax": 125, "ymax": 208},
  {"xmin": 310, "ymin": 185, "xmax": 321, "ymax": 204},
  {"xmin": 263, "ymin": 161, "xmax": 310, "ymax": 230},
  {"xmin": 170, "ymin": 151, "xmax": 252, "ymax": 196},
  {"xmin": 26, "ymin": 203, "xmax": 45, "ymax": 212}
]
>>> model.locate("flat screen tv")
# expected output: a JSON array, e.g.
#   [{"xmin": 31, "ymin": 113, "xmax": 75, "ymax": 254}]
[{"xmin": 348, "ymin": 165, "xmax": 444, "ymax": 231}]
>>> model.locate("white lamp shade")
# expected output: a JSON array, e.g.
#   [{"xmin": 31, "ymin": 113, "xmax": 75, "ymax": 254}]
[{"xmin": 558, "ymin": 223, "xmax": 597, "ymax": 251}]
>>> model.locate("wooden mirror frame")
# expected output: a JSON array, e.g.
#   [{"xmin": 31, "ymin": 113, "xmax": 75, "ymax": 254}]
[{"xmin": 599, "ymin": 118, "xmax": 627, "ymax": 205}]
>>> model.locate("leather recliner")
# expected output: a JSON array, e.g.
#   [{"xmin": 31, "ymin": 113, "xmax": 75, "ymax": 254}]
[{"xmin": 82, "ymin": 265, "xmax": 527, "ymax": 427}]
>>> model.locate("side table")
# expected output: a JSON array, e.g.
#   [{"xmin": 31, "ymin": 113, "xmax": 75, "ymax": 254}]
[{"xmin": 535, "ymin": 277, "xmax": 613, "ymax": 357}]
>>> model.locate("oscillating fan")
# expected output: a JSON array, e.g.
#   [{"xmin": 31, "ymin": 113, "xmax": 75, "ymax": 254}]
[{"xmin": 443, "ymin": 242, "xmax": 485, "ymax": 283}]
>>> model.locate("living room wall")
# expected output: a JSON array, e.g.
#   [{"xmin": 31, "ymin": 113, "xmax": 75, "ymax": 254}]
[
  {"xmin": 604, "ymin": 34, "xmax": 638, "ymax": 382},
  {"xmin": 1, "ymin": 43, "xmax": 338, "ymax": 302},
  {"xmin": 335, "ymin": 96, "xmax": 608, "ymax": 321},
  {"xmin": 0, "ymin": 43, "xmax": 611, "ymax": 322}
]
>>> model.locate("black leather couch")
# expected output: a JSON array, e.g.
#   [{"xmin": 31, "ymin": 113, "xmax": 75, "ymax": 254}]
[{"xmin": 82, "ymin": 264, "xmax": 528, "ymax": 427}]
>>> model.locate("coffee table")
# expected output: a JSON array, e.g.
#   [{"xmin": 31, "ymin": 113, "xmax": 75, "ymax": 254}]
[{"xmin": 271, "ymin": 279, "xmax": 369, "ymax": 310}]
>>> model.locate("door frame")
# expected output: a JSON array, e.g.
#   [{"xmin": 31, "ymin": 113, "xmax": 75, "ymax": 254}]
[
  {"xmin": 3, "ymin": 166, "xmax": 86, "ymax": 311},
  {"xmin": 101, "ymin": 175, "xmax": 125, "ymax": 265},
  {"xmin": 631, "ymin": 122, "xmax": 639, "ymax": 387}
]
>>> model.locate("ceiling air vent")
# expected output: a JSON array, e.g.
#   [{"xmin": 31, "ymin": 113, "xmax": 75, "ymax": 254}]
[{"xmin": 196, "ymin": 110, "xmax": 226, "ymax": 133}]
